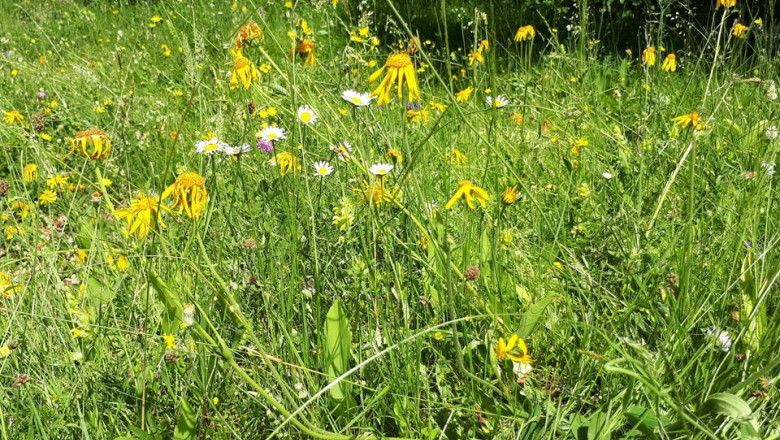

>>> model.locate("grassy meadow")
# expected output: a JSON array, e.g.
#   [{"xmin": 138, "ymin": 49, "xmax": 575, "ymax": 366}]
[{"xmin": 1, "ymin": 0, "xmax": 779, "ymax": 438}]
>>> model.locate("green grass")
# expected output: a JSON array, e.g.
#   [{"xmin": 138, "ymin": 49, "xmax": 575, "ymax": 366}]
[{"xmin": 0, "ymin": 0, "xmax": 779, "ymax": 439}]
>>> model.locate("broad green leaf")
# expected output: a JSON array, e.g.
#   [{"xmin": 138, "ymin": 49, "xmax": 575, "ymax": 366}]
[
  {"xmin": 149, "ymin": 270, "xmax": 183, "ymax": 333},
  {"xmin": 624, "ymin": 405, "xmax": 666, "ymax": 439},
  {"xmin": 588, "ymin": 410, "xmax": 610, "ymax": 440},
  {"xmin": 701, "ymin": 393, "xmax": 752, "ymax": 421},
  {"xmin": 173, "ymin": 397, "xmax": 197, "ymax": 440},
  {"xmin": 516, "ymin": 295, "xmax": 556, "ymax": 339},
  {"xmin": 86, "ymin": 276, "xmax": 115, "ymax": 304},
  {"xmin": 323, "ymin": 299, "xmax": 352, "ymax": 404}
]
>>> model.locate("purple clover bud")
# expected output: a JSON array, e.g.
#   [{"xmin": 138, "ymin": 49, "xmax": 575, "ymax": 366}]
[
  {"xmin": 38, "ymin": 91, "xmax": 47, "ymax": 99},
  {"xmin": 257, "ymin": 139, "xmax": 274, "ymax": 152}
]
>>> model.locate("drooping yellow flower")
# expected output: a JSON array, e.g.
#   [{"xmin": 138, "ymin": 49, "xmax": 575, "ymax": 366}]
[
  {"xmin": 732, "ymin": 23, "xmax": 749, "ymax": 39},
  {"xmin": 290, "ymin": 39, "xmax": 316, "ymax": 66},
  {"xmin": 230, "ymin": 50, "xmax": 259, "ymax": 90},
  {"xmin": 235, "ymin": 22, "xmax": 264, "ymax": 50},
  {"xmin": 662, "ymin": 53, "xmax": 677, "ymax": 72},
  {"xmin": 456, "ymin": 87, "xmax": 473, "ymax": 103},
  {"xmin": 161, "ymin": 171, "xmax": 208, "ymax": 219},
  {"xmin": 386, "ymin": 148, "xmax": 404, "ymax": 164},
  {"xmin": 368, "ymin": 52, "xmax": 420, "ymax": 106},
  {"xmin": 69, "ymin": 128, "xmax": 111, "ymax": 161},
  {"xmin": 642, "ymin": 46, "xmax": 657, "ymax": 66},
  {"xmin": 356, "ymin": 181, "xmax": 397, "ymax": 207},
  {"xmin": 716, "ymin": 0, "xmax": 736, "ymax": 7},
  {"xmin": 113, "ymin": 192, "xmax": 169, "ymax": 239},
  {"xmin": 4, "ymin": 110, "xmax": 24, "ymax": 125},
  {"xmin": 468, "ymin": 50, "xmax": 484, "ymax": 66},
  {"xmin": 502, "ymin": 185, "xmax": 519, "ymax": 205},
  {"xmin": 478, "ymin": 39, "xmax": 490, "ymax": 52},
  {"xmin": 514, "ymin": 25, "xmax": 536, "ymax": 42},
  {"xmin": 671, "ymin": 112, "xmax": 704, "ymax": 131},
  {"xmin": 269, "ymin": 152, "xmax": 301, "ymax": 176},
  {"xmin": 496, "ymin": 334, "xmax": 533, "ymax": 363},
  {"xmin": 23, "ymin": 164, "xmax": 38, "ymax": 182},
  {"xmin": 447, "ymin": 148, "xmax": 467, "ymax": 164},
  {"xmin": 445, "ymin": 180, "xmax": 490, "ymax": 210}
]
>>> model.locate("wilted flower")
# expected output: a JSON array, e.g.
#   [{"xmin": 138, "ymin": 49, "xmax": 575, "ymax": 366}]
[
  {"xmin": 662, "ymin": 53, "xmax": 677, "ymax": 72},
  {"xmin": 22, "ymin": 164, "xmax": 38, "ymax": 182},
  {"xmin": 162, "ymin": 172, "xmax": 208, "ymax": 219},
  {"xmin": 330, "ymin": 141, "xmax": 352, "ymax": 161},
  {"xmin": 716, "ymin": 0, "xmax": 736, "ymax": 8},
  {"xmin": 642, "ymin": 46, "xmax": 656, "ymax": 66},
  {"xmin": 766, "ymin": 125, "xmax": 778, "ymax": 140},
  {"xmin": 235, "ymin": 22, "xmax": 264, "ymax": 49},
  {"xmin": 230, "ymin": 50, "xmax": 259, "ymax": 90},
  {"xmin": 732, "ymin": 23, "xmax": 748, "ymax": 39},
  {"xmin": 257, "ymin": 139, "xmax": 274, "ymax": 152},
  {"xmin": 514, "ymin": 25, "xmax": 535, "ymax": 42}
]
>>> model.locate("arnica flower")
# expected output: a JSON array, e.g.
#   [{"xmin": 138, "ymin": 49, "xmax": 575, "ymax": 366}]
[
  {"xmin": 486, "ymin": 95, "xmax": 509, "ymax": 108},
  {"xmin": 642, "ymin": 46, "xmax": 657, "ymax": 66},
  {"xmin": 70, "ymin": 128, "xmax": 111, "ymax": 161},
  {"xmin": 163, "ymin": 334, "xmax": 178, "ymax": 350},
  {"xmin": 571, "ymin": 138, "xmax": 588, "ymax": 155},
  {"xmin": 514, "ymin": 25, "xmax": 536, "ymax": 42},
  {"xmin": 269, "ymin": 152, "xmax": 301, "ymax": 176},
  {"xmin": 496, "ymin": 334, "xmax": 533, "ymax": 363},
  {"xmin": 662, "ymin": 53, "xmax": 677, "ymax": 72},
  {"xmin": 38, "ymin": 189, "xmax": 57, "ymax": 204},
  {"xmin": 256, "ymin": 126, "xmax": 287, "ymax": 143},
  {"xmin": 671, "ymin": 112, "xmax": 704, "ymax": 131},
  {"xmin": 468, "ymin": 50, "xmax": 484, "ymax": 66},
  {"xmin": 291, "ymin": 39, "xmax": 316, "ymax": 66},
  {"xmin": 23, "ymin": 164, "xmax": 38, "ymax": 182},
  {"xmin": 716, "ymin": 0, "xmax": 736, "ymax": 7},
  {"xmin": 230, "ymin": 50, "xmax": 258, "ymax": 90},
  {"xmin": 732, "ymin": 23, "xmax": 749, "ymax": 39},
  {"xmin": 407, "ymin": 108, "xmax": 429, "ymax": 123},
  {"xmin": 313, "ymin": 161, "xmax": 333, "ymax": 177},
  {"xmin": 368, "ymin": 52, "xmax": 420, "ymax": 106},
  {"xmin": 445, "ymin": 180, "xmax": 490, "ymax": 210},
  {"xmin": 456, "ymin": 87, "xmax": 473, "ymax": 103},
  {"xmin": 162, "ymin": 171, "xmax": 208, "ymax": 219},
  {"xmin": 357, "ymin": 181, "xmax": 395, "ymax": 207},
  {"xmin": 113, "ymin": 192, "xmax": 169, "ymax": 239},
  {"xmin": 235, "ymin": 22, "xmax": 264, "ymax": 50},
  {"xmin": 342, "ymin": 90, "xmax": 374, "ymax": 106},
  {"xmin": 297, "ymin": 105, "xmax": 318, "ymax": 125},
  {"xmin": 3, "ymin": 110, "xmax": 24, "ymax": 125},
  {"xmin": 447, "ymin": 148, "xmax": 467, "ymax": 164},
  {"xmin": 502, "ymin": 185, "xmax": 519, "ymax": 205},
  {"xmin": 386, "ymin": 148, "xmax": 403, "ymax": 164}
]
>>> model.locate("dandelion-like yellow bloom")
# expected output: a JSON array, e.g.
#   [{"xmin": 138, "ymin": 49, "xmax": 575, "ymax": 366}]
[
  {"xmin": 4, "ymin": 110, "xmax": 24, "ymax": 125},
  {"xmin": 662, "ymin": 53, "xmax": 677, "ymax": 72},
  {"xmin": 716, "ymin": 0, "xmax": 736, "ymax": 7},
  {"xmin": 235, "ymin": 22, "xmax": 264, "ymax": 50},
  {"xmin": 230, "ymin": 50, "xmax": 259, "ymax": 90},
  {"xmin": 456, "ymin": 87, "xmax": 473, "ymax": 103},
  {"xmin": 38, "ymin": 189, "xmax": 57, "ymax": 204},
  {"xmin": 23, "ymin": 164, "xmax": 38, "ymax": 182},
  {"xmin": 70, "ymin": 128, "xmax": 111, "ymax": 161},
  {"xmin": 502, "ymin": 185, "xmax": 519, "ymax": 205},
  {"xmin": 445, "ymin": 180, "xmax": 490, "ymax": 210},
  {"xmin": 496, "ymin": 334, "xmax": 533, "ymax": 363},
  {"xmin": 269, "ymin": 152, "xmax": 301, "ymax": 176},
  {"xmin": 291, "ymin": 39, "xmax": 316, "ymax": 66},
  {"xmin": 161, "ymin": 171, "xmax": 208, "ymax": 219},
  {"xmin": 368, "ymin": 52, "xmax": 420, "ymax": 106},
  {"xmin": 732, "ymin": 23, "xmax": 748, "ymax": 39},
  {"xmin": 113, "ymin": 192, "xmax": 169, "ymax": 239},
  {"xmin": 642, "ymin": 46, "xmax": 656, "ymax": 66},
  {"xmin": 671, "ymin": 112, "xmax": 704, "ymax": 131},
  {"xmin": 514, "ymin": 25, "xmax": 536, "ymax": 42}
]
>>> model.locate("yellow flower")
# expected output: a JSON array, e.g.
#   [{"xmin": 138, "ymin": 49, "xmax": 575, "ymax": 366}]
[
  {"xmin": 230, "ymin": 50, "xmax": 259, "ymax": 90},
  {"xmin": 235, "ymin": 22, "xmax": 264, "ymax": 49},
  {"xmin": 445, "ymin": 180, "xmax": 490, "ymax": 210},
  {"xmin": 732, "ymin": 23, "xmax": 749, "ymax": 39},
  {"xmin": 514, "ymin": 25, "xmax": 536, "ymax": 42},
  {"xmin": 76, "ymin": 249, "xmax": 88, "ymax": 264},
  {"xmin": 478, "ymin": 39, "xmax": 490, "ymax": 52},
  {"xmin": 71, "ymin": 328, "xmax": 87, "ymax": 339},
  {"xmin": 468, "ymin": 50, "xmax": 484, "ymax": 66},
  {"xmin": 290, "ymin": 39, "xmax": 316, "ymax": 66},
  {"xmin": 386, "ymin": 148, "xmax": 404, "ymax": 164},
  {"xmin": 716, "ymin": 0, "xmax": 736, "ymax": 7},
  {"xmin": 163, "ymin": 334, "xmax": 178, "ymax": 350},
  {"xmin": 455, "ymin": 87, "xmax": 473, "ymax": 103},
  {"xmin": 571, "ymin": 138, "xmax": 588, "ymax": 155},
  {"xmin": 149, "ymin": 15, "xmax": 163, "ymax": 27},
  {"xmin": 642, "ymin": 46, "xmax": 656, "ymax": 66},
  {"xmin": 4, "ymin": 225, "xmax": 25, "ymax": 240},
  {"xmin": 671, "ymin": 112, "xmax": 704, "ymax": 131},
  {"xmin": 46, "ymin": 174, "xmax": 69, "ymax": 192},
  {"xmin": 4, "ymin": 110, "xmax": 24, "ymax": 125},
  {"xmin": 502, "ymin": 185, "xmax": 519, "ymax": 205},
  {"xmin": 447, "ymin": 148, "xmax": 467, "ymax": 164},
  {"xmin": 356, "ymin": 181, "xmax": 396, "ymax": 207},
  {"xmin": 69, "ymin": 128, "xmax": 111, "ymax": 161},
  {"xmin": 662, "ymin": 53, "xmax": 676, "ymax": 72},
  {"xmin": 407, "ymin": 108, "xmax": 429, "ymax": 123},
  {"xmin": 368, "ymin": 52, "xmax": 420, "ymax": 106},
  {"xmin": 113, "ymin": 192, "xmax": 169, "ymax": 239},
  {"xmin": 161, "ymin": 44, "xmax": 171, "ymax": 57},
  {"xmin": 162, "ymin": 172, "xmax": 208, "ymax": 219},
  {"xmin": 23, "ymin": 163, "xmax": 38, "ymax": 182},
  {"xmin": 576, "ymin": 183, "xmax": 591, "ymax": 198},
  {"xmin": 496, "ymin": 334, "xmax": 533, "ymax": 363},
  {"xmin": 269, "ymin": 152, "xmax": 301, "ymax": 176},
  {"xmin": 116, "ymin": 255, "xmax": 129, "ymax": 271},
  {"xmin": 38, "ymin": 189, "xmax": 57, "ymax": 205},
  {"xmin": 429, "ymin": 100, "xmax": 447, "ymax": 112}
]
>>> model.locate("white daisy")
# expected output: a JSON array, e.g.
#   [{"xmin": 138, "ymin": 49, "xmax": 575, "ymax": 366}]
[
  {"xmin": 222, "ymin": 144, "xmax": 252, "ymax": 156},
  {"xmin": 369, "ymin": 163, "xmax": 394, "ymax": 176},
  {"xmin": 486, "ymin": 95, "xmax": 509, "ymax": 108},
  {"xmin": 256, "ymin": 126, "xmax": 287, "ymax": 142},
  {"xmin": 297, "ymin": 105, "xmax": 318, "ymax": 125},
  {"xmin": 195, "ymin": 137, "xmax": 228, "ymax": 155},
  {"xmin": 329, "ymin": 141, "xmax": 352, "ymax": 161},
  {"xmin": 766, "ymin": 125, "xmax": 778, "ymax": 140},
  {"xmin": 602, "ymin": 171, "xmax": 613, "ymax": 179},
  {"xmin": 313, "ymin": 161, "xmax": 333, "ymax": 177},
  {"xmin": 341, "ymin": 90, "xmax": 374, "ymax": 106}
]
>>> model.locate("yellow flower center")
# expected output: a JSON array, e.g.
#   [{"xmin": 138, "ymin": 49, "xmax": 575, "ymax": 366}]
[
  {"xmin": 317, "ymin": 167, "xmax": 328, "ymax": 174},
  {"xmin": 137, "ymin": 195, "xmax": 160, "ymax": 210},
  {"xmin": 205, "ymin": 143, "xmax": 220, "ymax": 151},
  {"xmin": 176, "ymin": 172, "xmax": 205, "ymax": 188},
  {"xmin": 386, "ymin": 52, "xmax": 412, "ymax": 69},
  {"xmin": 301, "ymin": 112, "xmax": 312, "ymax": 122},
  {"xmin": 267, "ymin": 133, "xmax": 277, "ymax": 140},
  {"xmin": 75, "ymin": 128, "xmax": 108, "ymax": 140},
  {"xmin": 350, "ymin": 97, "xmax": 362, "ymax": 104}
]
